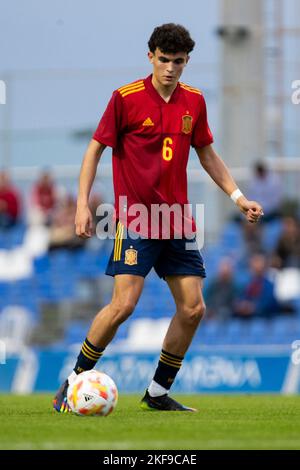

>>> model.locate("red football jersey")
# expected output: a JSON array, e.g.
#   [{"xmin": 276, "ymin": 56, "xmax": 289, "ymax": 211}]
[{"xmin": 93, "ymin": 75, "xmax": 213, "ymax": 238}]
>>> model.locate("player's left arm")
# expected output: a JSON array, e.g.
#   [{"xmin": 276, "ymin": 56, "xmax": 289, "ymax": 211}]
[{"xmin": 196, "ymin": 144, "xmax": 264, "ymax": 223}]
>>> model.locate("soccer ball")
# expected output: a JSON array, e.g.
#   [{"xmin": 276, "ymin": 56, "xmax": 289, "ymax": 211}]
[{"xmin": 67, "ymin": 370, "xmax": 118, "ymax": 416}]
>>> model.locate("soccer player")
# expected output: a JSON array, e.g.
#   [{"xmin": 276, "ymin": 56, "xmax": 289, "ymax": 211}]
[{"xmin": 53, "ymin": 24, "xmax": 263, "ymax": 413}]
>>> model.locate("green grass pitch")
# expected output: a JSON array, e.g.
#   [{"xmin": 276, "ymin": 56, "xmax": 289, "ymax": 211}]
[{"xmin": 1, "ymin": 394, "xmax": 300, "ymax": 450}]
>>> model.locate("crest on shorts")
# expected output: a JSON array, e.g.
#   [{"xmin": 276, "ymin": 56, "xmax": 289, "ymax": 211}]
[
  {"xmin": 182, "ymin": 114, "xmax": 193, "ymax": 134},
  {"xmin": 124, "ymin": 246, "xmax": 138, "ymax": 265}
]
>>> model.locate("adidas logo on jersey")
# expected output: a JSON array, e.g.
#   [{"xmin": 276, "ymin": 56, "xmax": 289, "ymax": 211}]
[{"xmin": 142, "ymin": 117, "xmax": 154, "ymax": 126}]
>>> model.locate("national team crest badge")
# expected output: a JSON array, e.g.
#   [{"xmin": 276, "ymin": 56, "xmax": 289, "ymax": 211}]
[
  {"xmin": 182, "ymin": 114, "xmax": 193, "ymax": 134},
  {"xmin": 124, "ymin": 246, "xmax": 138, "ymax": 265}
]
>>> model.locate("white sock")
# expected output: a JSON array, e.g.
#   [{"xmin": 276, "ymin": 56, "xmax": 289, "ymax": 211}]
[
  {"xmin": 148, "ymin": 380, "xmax": 168, "ymax": 397},
  {"xmin": 67, "ymin": 371, "xmax": 78, "ymax": 385}
]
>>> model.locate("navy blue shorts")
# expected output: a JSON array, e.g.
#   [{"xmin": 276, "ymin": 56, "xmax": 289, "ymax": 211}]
[{"xmin": 106, "ymin": 222, "xmax": 206, "ymax": 279}]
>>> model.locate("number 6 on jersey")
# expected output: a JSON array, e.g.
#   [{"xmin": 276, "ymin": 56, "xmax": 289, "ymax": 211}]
[{"xmin": 162, "ymin": 137, "xmax": 173, "ymax": 161}]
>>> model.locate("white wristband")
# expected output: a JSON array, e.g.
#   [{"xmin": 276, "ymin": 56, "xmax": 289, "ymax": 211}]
[{"xmin": 230, "ymin": 189, "xmax": 243, "ymax": 204}]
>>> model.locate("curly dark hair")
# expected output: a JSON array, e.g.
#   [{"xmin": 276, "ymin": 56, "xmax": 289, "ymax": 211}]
[{"xmin": 148, "ymin": 23, "xmax": 195, "ymax": 55}]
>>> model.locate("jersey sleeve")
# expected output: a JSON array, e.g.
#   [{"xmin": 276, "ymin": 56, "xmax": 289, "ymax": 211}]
[
  {"xmin": 93, "ymin": 91, "xmax": 127, "ymax": 149},
  {"xmin": 191, "ymin": 94, "xmax": 214, "ymax": 149}
]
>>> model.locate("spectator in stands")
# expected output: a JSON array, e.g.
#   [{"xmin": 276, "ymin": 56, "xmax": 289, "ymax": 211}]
[
  {"xmin": 240, "ymin": 218, "xmax": 264, "ymax": 264},
  {"xmin": 0, "ymin": 170, "xmax": 20, "ymax": 229},
  {"xmin": 271, "ymin": 216, "xmax": 300, "ymax": 269},
  {"xmin": 234, "ymin": 253, "xmax": 280, "ymax": 318},
  {"xmin": 205, "ymin": 258, "xmax": 239, "ymax": 320},
  {"xmin": 247, "ymin": 161, "xmax": 283, "ymax": 222},
  {"xmin": 49, "ymin": 194, "xmax": 85, "ymax": 251},
  {"xmin": 31, "ymin": 171, "xmax": 57, "ymax": 224}
]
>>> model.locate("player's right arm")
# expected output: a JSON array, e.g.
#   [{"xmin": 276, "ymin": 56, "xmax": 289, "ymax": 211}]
[
  {"xmin": 75, "ymin": 139, "xmax": 106, "ymax": 238},
  {"xmin": 76, "ymin": 89, "xmax": 125, "ymax": 238}
]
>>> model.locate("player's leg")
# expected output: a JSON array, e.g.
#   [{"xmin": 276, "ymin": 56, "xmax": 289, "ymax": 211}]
[
  {"xmin": 53, "ymin": 274, "xmax": 144, "ymax": 413},
  {"xmin": 73, "ymin": 274, "xmax": 144, "ymax": 371},
  {"xmin": 141, "ymin": 275, "xmax": 205, "ymax": 411},
  {"xmin": 53, "ymin": 220, "xmax": 162, "ymax": 413},
  {"xmin": 161, "ymin": 275, "xmax": 205, "ymax": 356},
  {"xmin": 141, "ymin": 236, "xmax": 206, "ymax": 411}
]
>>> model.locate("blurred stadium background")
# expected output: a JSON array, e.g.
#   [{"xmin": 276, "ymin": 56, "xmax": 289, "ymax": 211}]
[{"xmin": 0, "ymin": 0, "xmax": 300, "ymax": 395}]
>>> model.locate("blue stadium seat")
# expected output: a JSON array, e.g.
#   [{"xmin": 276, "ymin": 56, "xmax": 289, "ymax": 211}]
[
  {"xmin": 0, "ymin": 223, "xmax": 26, "ymax": 249},
  {"xmin": 220, "ymin": 221, "xmax": 244, "ymax": 251},
  {"xmin": 64, "ymin": 321, "xmax": 88, "ymax": 344},
  {"xmin": 261, "ymin": 220, "xmax": 283, "ymax": 252},
  {"xmin": 33, "ymin": 254, "xmax": 50, "ymax": 273},
  {"xmin": 198, "ymin": 320, "xmax": 221, "ymax": 345}
]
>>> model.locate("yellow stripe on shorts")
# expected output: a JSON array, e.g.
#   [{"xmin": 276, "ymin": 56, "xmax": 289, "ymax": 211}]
[{"xmin": 113, "ymin": 222, "xmax": 124, "ymax": 262}]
